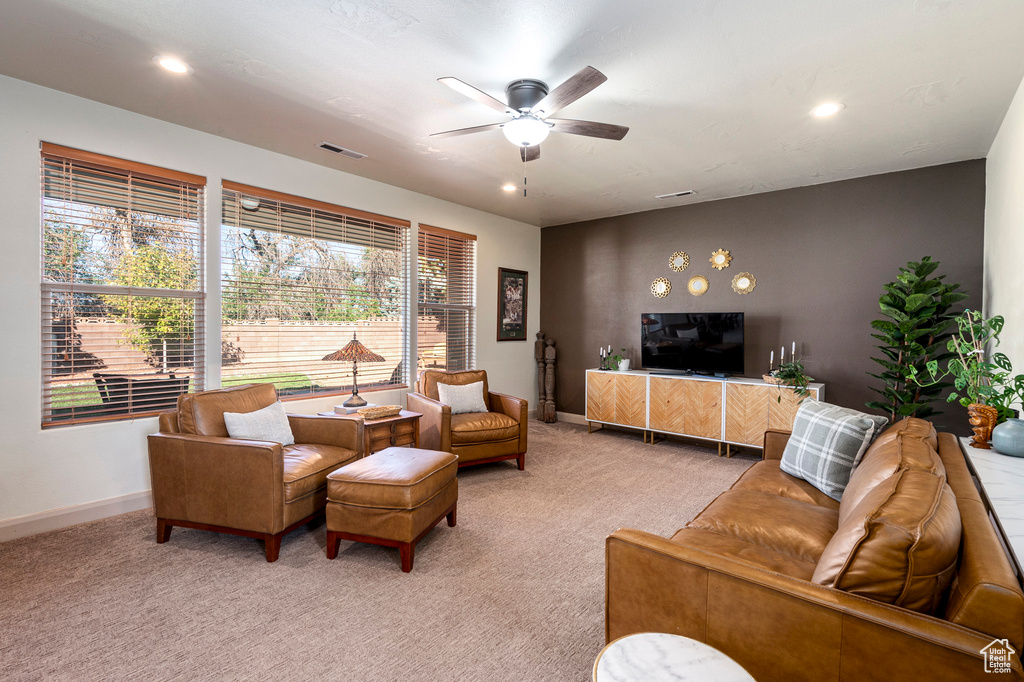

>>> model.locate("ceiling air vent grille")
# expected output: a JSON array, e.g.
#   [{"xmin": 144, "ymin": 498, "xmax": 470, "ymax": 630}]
[
  {"xmin": 655, "ymin": 190, "xmax": 695, "ymax": 199},
  {"xmin": 319, "ymin": 142, "xmax": 367, "ymax": 160}
]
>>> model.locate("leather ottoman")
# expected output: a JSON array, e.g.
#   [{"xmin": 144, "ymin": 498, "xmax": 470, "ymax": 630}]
[{"xmin": 325, "ymin": 447, "xmax": 458, "ymax": 572}]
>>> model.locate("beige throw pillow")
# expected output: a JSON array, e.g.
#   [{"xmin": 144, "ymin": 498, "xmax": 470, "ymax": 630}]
[
  {"xmin": 223, "ymin": 401, "xmax": 295, "ymax": 445},
  {"xmin": 437, "ymin": 381, "xmax": 488, "ymax": 414}
]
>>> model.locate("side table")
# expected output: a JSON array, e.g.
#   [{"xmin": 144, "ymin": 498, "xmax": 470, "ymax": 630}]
[
  {"xmin": 593, "ymin": 632, "xmax": 754, "ymax": 681},
  {"xmin": 319, "ymin": 409, "xmax": 422, "ymax": 456}
]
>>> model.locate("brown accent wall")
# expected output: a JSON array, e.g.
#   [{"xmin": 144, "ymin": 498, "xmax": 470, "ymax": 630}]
[{"xmin": 541, "ymin": 161, "xmax": 985, "ymax": 434}]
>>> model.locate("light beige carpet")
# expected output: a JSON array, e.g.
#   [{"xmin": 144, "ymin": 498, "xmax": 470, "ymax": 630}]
[{"xmin": 0, "ymin": 422, "xmax": 756, "ymax": 681}]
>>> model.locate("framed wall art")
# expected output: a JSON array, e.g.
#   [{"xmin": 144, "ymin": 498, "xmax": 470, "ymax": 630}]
[{"xmin": 497, "ymin": 267, "xmax": 528, "ymax": 341}]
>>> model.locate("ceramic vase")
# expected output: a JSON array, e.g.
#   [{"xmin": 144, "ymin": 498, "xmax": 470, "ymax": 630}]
[
  {"xmin": 992, "ymin": 418, "xmax": 1024, "ymax": 458},
  {"xmin": 618, "ymin": 359, "xmax": 631, "ymax": 371},
  {"xmin": 967, "ymin": 403, "xmax": 999, "ymax": 449}
]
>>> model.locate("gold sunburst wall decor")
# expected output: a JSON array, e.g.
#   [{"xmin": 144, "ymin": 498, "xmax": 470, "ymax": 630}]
[
  {"xmin": 669, "ymin": 251, "xmax": 689, "ymax": 272},
  {"xmin": 710, "ymin": 248, "xmax": 732, "ymax": 270},
  {"xmin": 731, "ymin": 272, "xmax": 756, "ymax": 294},
  {"xmin": 687, "ymin": 275, "xmax": 709, "ymax": 296},
  {"xmin": 651, "ymin": 277, "xmax": 672, "ymax": 298}
]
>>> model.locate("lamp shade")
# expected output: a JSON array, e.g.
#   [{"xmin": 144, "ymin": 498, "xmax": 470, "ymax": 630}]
[
  {"xmin": 322, "ymin": 334, "xmax": 385, "ymax": 363},
  {"xmin": 502, "ymin": 115, "xmax": 550, "ymax": 147}
]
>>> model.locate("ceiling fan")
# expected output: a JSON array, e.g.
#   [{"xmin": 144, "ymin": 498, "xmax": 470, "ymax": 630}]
[{"xmin": 431, "ymin": 66, "xmax": 628, "ymax": 162}]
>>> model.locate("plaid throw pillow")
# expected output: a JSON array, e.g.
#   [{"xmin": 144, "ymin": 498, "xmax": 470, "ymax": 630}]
[{"xmin": 780, "ymin": 400, "xmax": 889, "ymax": 501}]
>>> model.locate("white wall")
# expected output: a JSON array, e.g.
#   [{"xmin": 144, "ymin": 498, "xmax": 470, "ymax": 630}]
[
  {"xmin": 986, "ymin": 73, "xmax": 1024, "ymax": 373},
  {"xmin": 0, "ymin": 75, "xmax": 540, "ymax": 529}
]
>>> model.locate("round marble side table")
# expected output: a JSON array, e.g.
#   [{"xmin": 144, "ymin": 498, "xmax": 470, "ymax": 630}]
[{"xmin": 593, "ymin": 632, "xmax": 755, "ymax": 682}]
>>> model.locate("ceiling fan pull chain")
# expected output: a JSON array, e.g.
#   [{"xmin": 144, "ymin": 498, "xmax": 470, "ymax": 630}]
[{"xmin": 524, "ymin": 174, "xmax": 527, "ymax": 198}]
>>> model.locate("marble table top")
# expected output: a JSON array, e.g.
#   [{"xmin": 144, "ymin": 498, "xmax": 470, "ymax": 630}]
[
  {"xmin": 594, "ymin": 632, "xmax": 755, "ymax": 682},
  {"xmin": 960, "ymin": 437, "xmax": 1024, "ymax": 579}
]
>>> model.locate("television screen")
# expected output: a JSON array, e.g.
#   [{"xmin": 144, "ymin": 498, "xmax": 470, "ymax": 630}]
[{"xmin": 641, "ymin": 312, "xmax": 744, "ymax": 375}]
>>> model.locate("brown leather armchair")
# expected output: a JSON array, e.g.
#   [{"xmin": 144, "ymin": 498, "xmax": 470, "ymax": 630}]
[
  {"xmin": 147, "ymin": 383, "xmax": 363, "ymax": 561},
  {"xmin": 407, "ymin": 369, "xmax": 527, "ymax": 470}
]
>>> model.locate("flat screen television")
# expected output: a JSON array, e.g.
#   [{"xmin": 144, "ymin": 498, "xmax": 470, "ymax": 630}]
[{"xmin": 641, "ymin": 312, "xmax": 744, "ymax": 376}]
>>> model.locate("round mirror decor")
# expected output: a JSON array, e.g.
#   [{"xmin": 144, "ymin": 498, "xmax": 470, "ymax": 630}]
[
  {"xmin": 688, "ymin": 275, "xmax": 709, "ymax": 296},
  {"xmin": 710, "ymin": 248, "xmax": 732, "ymax": 270},
  {"xmin": 731, "ymin": 272, "xmax": 756, "ymax": 294},
  {"xmin": 669, "ymin": 251, "xmax": 689, "ymax": 272},
  {"xmin": 651, "ymin": 277, "xmax": 672, "ymax": 298}
]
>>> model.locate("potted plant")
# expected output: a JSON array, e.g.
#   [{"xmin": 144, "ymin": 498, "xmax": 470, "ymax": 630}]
[
  {"xmin": 910, "ymin": 309, "xmax": 1019, "ymax": 448},
  {"xmin": 599, "ymin": 346, "xmax": 628, "ymax": 371},
  {"xmin": 765, "ymin": 358, "xmax": 813, "ymax": 404}
]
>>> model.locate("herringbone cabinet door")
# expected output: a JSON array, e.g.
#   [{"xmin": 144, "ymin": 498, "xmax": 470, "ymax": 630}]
[
  {"xmin": 586, "ymin": 371, "xmax": 614, "ymax": 423},
  {"xmin": 649, "ymin": 377, "xmax": 686, "ymax": 433},
  {"xmin": 613, "ymin": 374, "xmax": 647, "ymax": 428},
  {"xmin": 725, "ymin": 383, "xmax": 770, "ymax": 445},
  {"xmin": 685, "ymin": 380, "xmax": 722, "ymax": 439}
]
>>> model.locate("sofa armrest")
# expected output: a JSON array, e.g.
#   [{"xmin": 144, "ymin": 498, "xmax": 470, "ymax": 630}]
[
  {"xmin": 147, "ymin": 432, "xmax": 285, "ymax": 534},
  {"xmin": 287, "ymin": 414, "xmax": 364, "ymax": 456},
  {"xmin": 763, "ymin": 429, "xmax": 791, "ymax": 460},
  {"xmin": 489, "ymin": 391, "xmax": 528, "ymax": 453},
  {"xmin": 606, "ymin": 528, "xmax": 1021, "ymax": 681},
  {"xmin": 407, "ymin": 391, "xmax": 451, "ymax": 451}
]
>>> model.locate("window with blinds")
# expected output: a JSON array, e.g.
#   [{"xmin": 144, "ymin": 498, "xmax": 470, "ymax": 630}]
[
  {"xmin": 417, "ymin": 225, "xmax": 477, "ymax": 372},
  {"xmin": 40, "ymin": 143, "xmax": 206, "ymax": 426},
  {"xmin": 221, "ymin": 182, "xmax": 410, "ymax": 399}
]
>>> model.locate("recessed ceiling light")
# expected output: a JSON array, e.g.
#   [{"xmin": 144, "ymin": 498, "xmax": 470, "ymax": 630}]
[
  {"xmin": 502, "ymin": 184, "xmax": 517, "ymax": 192},
  {"xmin": 810, "ymin": 102, "xmax": 844, "ymax": 118},
  {"xmin": 153, "ymin": 55, "xmax": 193, "ymax": 75}
]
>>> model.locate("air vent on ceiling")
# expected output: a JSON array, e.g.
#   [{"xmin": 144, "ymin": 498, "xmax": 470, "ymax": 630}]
[
  {"xmin": 655, "ymin": 190, "xmax": 695, "ymax": 199},
  {"xmin": 319, "ymin": 142, "xmax": 367, "ymax": 160}
]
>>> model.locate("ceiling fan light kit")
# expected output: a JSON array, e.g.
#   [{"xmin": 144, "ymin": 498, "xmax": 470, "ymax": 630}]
[{"xmin": 433, "ymin": 66, "xmax": 628, "ymax": 162}]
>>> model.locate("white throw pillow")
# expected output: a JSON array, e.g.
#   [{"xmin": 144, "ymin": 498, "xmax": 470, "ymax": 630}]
[
  {"xmin": 223, "ymin": 401, "xmax": 295, "ymax": 445},
  {"xmin": 436, "ymin": 381, "xmax": 488, "ymax": 415}
]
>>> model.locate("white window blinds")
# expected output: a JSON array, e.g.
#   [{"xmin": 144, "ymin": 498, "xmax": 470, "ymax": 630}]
[
  {"xmin": 417, "ymin": 224, "xmax": 477, "ymax": 372},
  {"xmin": 221, "ymin": 182, "xmax": 410, "ymax": 399},
  {"xmin": 40, "ymin": 143, "xmax": 206, "ymax": 426}
]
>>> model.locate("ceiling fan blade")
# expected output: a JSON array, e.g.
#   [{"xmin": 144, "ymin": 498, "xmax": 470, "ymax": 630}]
[
  {"xmin": 437, "ymin": 77, "xmax": 509, "ymax": 114},
  {"xmin": 520, "ymin": 145, "xmax": 540, "ymax": 163},
  {"xmin": 532, "ymin": 66, "xmax": 607, "ymax": 117},
  {"xmin": 547, "ymin": 118, "xmax": 629, "ymax": 141},
  {"xmin": 430, "ymin": 122, "xmax": 505, "ymax": 139}
]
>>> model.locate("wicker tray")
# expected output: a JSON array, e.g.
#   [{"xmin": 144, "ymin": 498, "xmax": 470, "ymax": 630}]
[
  {"xmin": 357, "ymin": 405, "xmax": 402, "ymax": 420},
  {"xmin": 762, "ymin": 374, "xmax": 786, "ymax": 385}
]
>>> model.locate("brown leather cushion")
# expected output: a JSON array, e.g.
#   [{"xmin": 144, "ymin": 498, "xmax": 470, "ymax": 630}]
[
  {"xmin": 282, "ymin": 444, "xmax": 359, "ymax": 503},
  {"xmin": 687, "ymin": 490, "xmax": 839, "ymax": 564},
  {"xmin": 870, "ymin": 417, "xmax": 938, "ymax": 452},
  {"xmin": 813, "ymin": 468, "xmax": 961, "ymax": 614},
  {"xmin": 419, "ymin": 369, "xmax": 489, "ymax": 402},
  {"xmin": 450, "ymin": 412, "xmax": 519, "ymax": 444},
  {"xmin": 840, "ymin": 432, "xmax": 944, "ymax": 525},
  {"xmin": 730, "ymin": 461, "xmax": 840, "ymax": 511},
  {"xmin": 326, "ymin": 447, "xmax": 457, "ymax": 510},
  {"xmin": 670, "ymin": 527, "xmax": 818, "ymax": 580},
  {"xmin": 176, "ymin": 383, "xmax": 277, "ymax": 437}
]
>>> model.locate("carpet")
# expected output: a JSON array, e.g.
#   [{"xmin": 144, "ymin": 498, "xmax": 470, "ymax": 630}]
[{"xmin": 0, "ymin": 422, "xmax": 756, "ymax": 681}]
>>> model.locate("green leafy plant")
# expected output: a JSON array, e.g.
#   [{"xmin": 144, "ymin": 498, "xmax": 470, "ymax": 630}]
[
  {"xmin": 600, "ymin": 347, "xmax": 626, "ymax": 370},
  {"xmin": 772, "ymin": 359, "xmax": 813, "ymax": 403},
  {"xmin": 866, "ymin": 257, "xmax": 968, "ymax": 422},
  {"xmin": 911, "ymin": 310, "xmax": 1024, "ymax": 422}
]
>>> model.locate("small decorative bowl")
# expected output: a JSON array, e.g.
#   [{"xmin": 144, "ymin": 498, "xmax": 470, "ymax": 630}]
[
  {"xmin": 357, "ymin": 405, "xmax": 402, "ymax": 419},
  {"xmin": 762, "ymin": 374, "xmax": 785, "ymax": 385}
]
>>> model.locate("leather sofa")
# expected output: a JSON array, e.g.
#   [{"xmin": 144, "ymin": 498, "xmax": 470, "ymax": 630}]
[
  {"xmin": 407, "ymin": 369, "xmax": 527, "ymax": 470},
  {"xmin": 148, "ymin": 383, "xmax": 363, "ymax": 561},
  {"xmin": 606, "ymin": 417, "xmax": 1024, "ymax": 680}
]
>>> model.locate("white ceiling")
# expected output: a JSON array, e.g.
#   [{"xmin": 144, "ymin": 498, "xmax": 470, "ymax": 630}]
[{"xmin": 2, "ymin": 0, "xmax": 1023, "ymax": 227}]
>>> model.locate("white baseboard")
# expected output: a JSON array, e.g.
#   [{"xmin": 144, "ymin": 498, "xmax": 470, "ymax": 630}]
[{"xmin": 0, "ymin": 490, "xmax": 153, "ymax": 543}]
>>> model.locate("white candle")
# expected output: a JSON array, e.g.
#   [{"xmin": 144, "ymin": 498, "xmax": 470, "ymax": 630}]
[
  {"xmin": 770, "ymin": 350, "xmax": 774, "ymax": 365},
  {"xmin": 781, "ymin": 346, "xmax": 785, "ymax": 362},
  {"xmin": 792, "ymin": 341, "xmax": 796, "ymax": 356}
]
